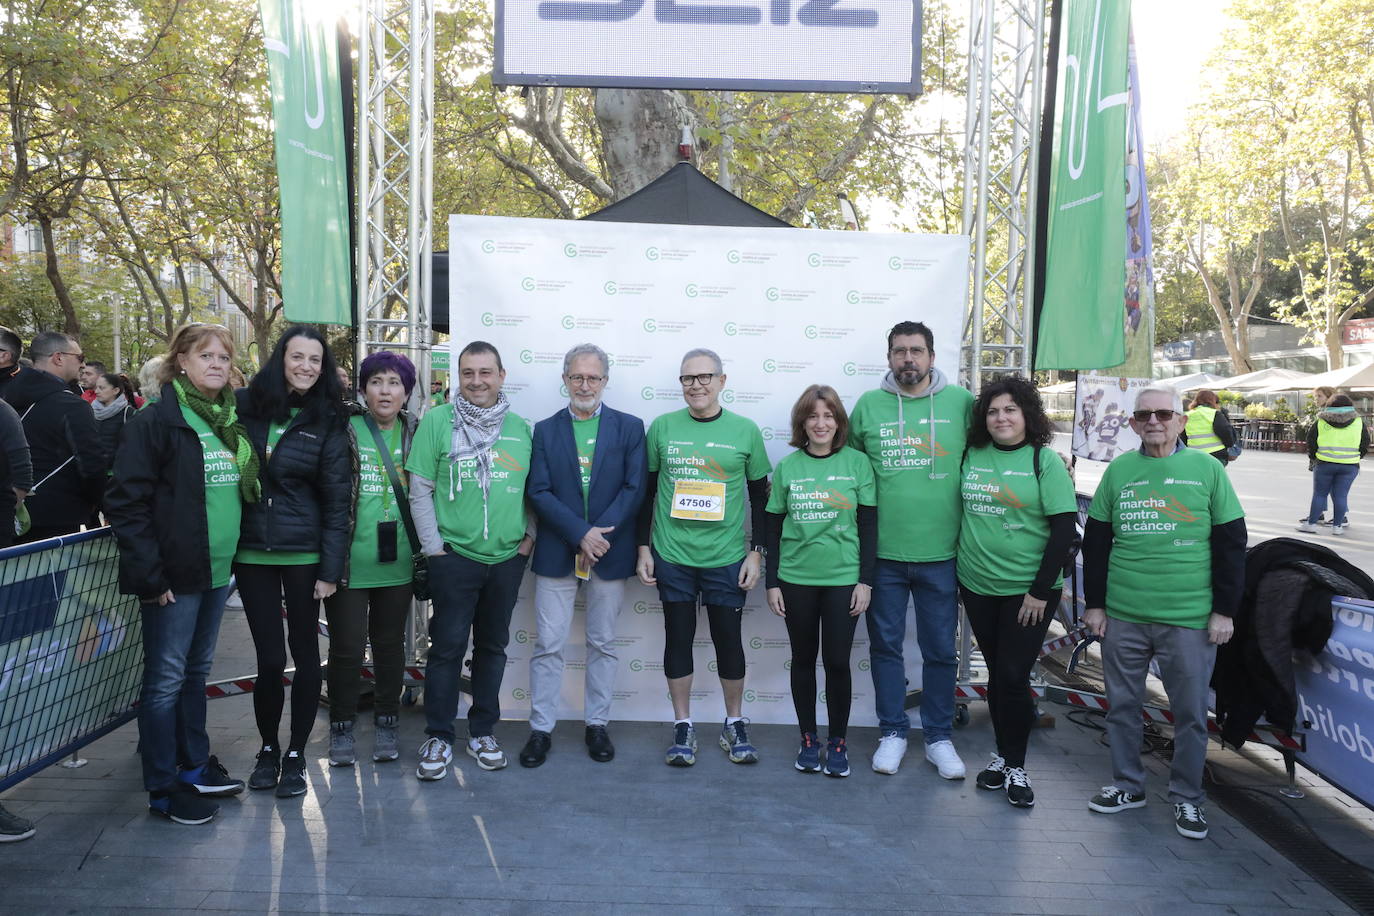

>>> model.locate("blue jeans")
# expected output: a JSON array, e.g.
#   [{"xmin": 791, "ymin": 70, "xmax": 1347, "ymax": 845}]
[
  {"xmin": 1308, "ymin": 462, "xmax": 1360, "ymax": 526},
  {"xmin": 866, "ymin": 558, "xmax": 958, "ymax": 742},
  {"xmin": 137, "ymin": 585, "xmax": 231, "ymax": 792},
  {"xmin": 424, "ymin": 549, "xmax": 527, "ymax": 742}
]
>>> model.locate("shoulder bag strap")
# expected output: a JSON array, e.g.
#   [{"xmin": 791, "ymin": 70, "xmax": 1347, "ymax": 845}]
[{"xmin": 364, "ymin": 414, "xmax": 421, "ymax": 554}]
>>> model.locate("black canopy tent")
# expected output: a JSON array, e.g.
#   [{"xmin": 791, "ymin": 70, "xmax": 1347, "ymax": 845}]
[{"xmin": 429, "ymin": 162, "xmax": 791, "ymax": 333}]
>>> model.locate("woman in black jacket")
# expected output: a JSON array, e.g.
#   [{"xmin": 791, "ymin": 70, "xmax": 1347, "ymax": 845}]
[
  {"xmin": 92, "ymin": 372, "xmax": 139, "ymax": 471},
  {"xmin": 106, "ymin": 323, "xmax": 259, "ymax": 826},
  {"xmin": 235, "ymin": 326, "xmax": 350, "ymax": 799}
]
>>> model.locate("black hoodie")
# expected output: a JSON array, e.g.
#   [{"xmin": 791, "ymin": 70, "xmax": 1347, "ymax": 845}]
[{"xmin": 1, "ymin": 366, "xmax": 105, "ymax": 529}]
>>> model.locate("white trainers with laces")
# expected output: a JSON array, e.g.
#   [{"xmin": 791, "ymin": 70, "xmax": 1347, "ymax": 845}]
[
  {"xmin": 415, "ymin": 737, "xmax": 452, "ymax": 781},
  {"xmin": 924, "ymin": 739, "xmax": 966, "ymax": 780},
  {"xmin": 871, "ymin": 732, "xmax": 908, "ymax": 774},
  {"xmin": 468, "ymin": 735, "xmax": 508, "ymax": 770}
]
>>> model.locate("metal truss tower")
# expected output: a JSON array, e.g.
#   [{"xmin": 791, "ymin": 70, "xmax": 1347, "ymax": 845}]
[
  {"xmin": 357, "ymin": 0, "xmax": 435, "ymax": 390},
  {"xmin": 961, "ymin": 0, "xmax": 1048, "ymax": 392}
]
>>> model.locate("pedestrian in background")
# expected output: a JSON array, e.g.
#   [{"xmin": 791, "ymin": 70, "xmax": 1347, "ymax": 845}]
[
  {"xmin": 1182, "ymin": 389, "xmax": 1235, "ymax": 465},
  {"xmin": 1298, "ymin": 394, "xmax": 1368, "ymax": 536}
]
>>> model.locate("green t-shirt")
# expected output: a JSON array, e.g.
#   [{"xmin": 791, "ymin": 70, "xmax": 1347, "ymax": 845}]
[
  {"xmin": 405, "ymin": 405, "xmax": 532, "ymax": 564},
  {"xmin": 765, "ymin": 446, "xmax": 876, "ymax": 586},
  {"xmin": 848, "ymin": 385, "xmax": 974, "ymax": 563},
  {"xmin": 181, "ymin": 407, "xmax": 242, "ymax": 589},
  {"xmin": 956, "ymin": 443, "xmax": 1078, "ymax": 597},
  {"xmin": 236, "ymin": 409, "xmax": 319, "ymax": 566},
  {"xmin": 573, "ymin": 413, "xmax": 600, "ymax": 512},
  {"xmin": 347, "ymin": 416, "xmax": 412, "ymax": 588},
  {"xmin": 1087, "ymin": 447, "xmax": 1245, "ymax": 628},
  {"xmin": 646, "ymin": 408, "xmax": 772, "ymax": 569}
]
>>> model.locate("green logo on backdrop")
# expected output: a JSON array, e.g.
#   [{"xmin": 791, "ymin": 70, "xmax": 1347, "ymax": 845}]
[
  {"xmin": 724, "ymin": 322, "xmax": 738, "ymax": 336},
  {"xmin": 512, "ymin": 687, "xmax": 528, "ymax": 700},
  {"xmin": 685, "ymin": 283, "xmax": 699, "ymax": 298},
  {"xmin": 888, "ymin": 256, "xmax": 901, "ymax": 270},
  {"xmin": 634, "ymin": 601, "xmax": 648, "ymax": 614},
  {"xmin": 561, "ymin": 315, "xmax": 575, "ymax": 329},
  {"xmin": 846, "ymin": 290, "xmax": 860, "ymax": 304},
  {"xmin": 842, "ymin": 362, "xmax": 857, "ymax": 376},
  {"xmin": 482, "ymin": 240, "xmax": 496, "ymax": 253},
  {"xmin": 640, "ymin": 386, "xmax": 654, "ymax": 401},
  {"xmin": 727, "ymin": 250, "xmax": 741, "ymax": 264},
  {"xmin": 807, "ymin": 253, "xmax": 822, "ymax": 267},
  {"xmin": 645, "ymin": 247, "xmax": 660, "ymax": 261},
  {"xmin": 749, "ymin": 636, "xmax": 763, "ymax": 650},
  {"xmin": 744, "ymin": 689, "xmax": 757, "ymax": 702},
  {"xmin": 564, "ymin": 244, "xmax": 578, "ymax": 258},
  {"xmin": 520, "ymin": 350, "xmax": 534, "ymax": 364},
  {"xmin": 707, "ymin": 660, "xmax": 718, "ymax": 672},
  {"xmin": 762, "ymin": 359, "xmax": 777, "ymax": 373},
  {"xmin": 765, "ymin": 287, "xmax": 780, "ymax": 302},
  {"xmin": 762, "ymin": 427, "xmax": 775, "ymax": 440},
  {"xmin": 721, "ymin": 390, "xmax": 735, "ymax": 404},
  {"xmin": 515, "ymin": 629, "xmax": 531, "ymax": 644},
  {"xmin": 630, "ymin": 659, "xmax": 645, "ymax": 672},
  {"xmin": 642, "ymin": 318, "xmax": 658, "ymax": 333},
  {"xmin": 481, "ymin": 312, "xmax": 495, "ymax": 327},
  {"xmin": 604, "ymin": 281, "xmax": 618, "ymax": 295},
  {"xmin": 784, "ymin": 659, "xmax": 792, "ymax": 670},
  {"xmin": 858, "ymin": 658, "xmax": 871, "ymax": 671},
  {"xmin": 804, "ymin": 325, "xmax": 818, "ymax": 339},
  {"xmin": 520, "ymin": 277, "xmax": 535, "ymax": 291}
]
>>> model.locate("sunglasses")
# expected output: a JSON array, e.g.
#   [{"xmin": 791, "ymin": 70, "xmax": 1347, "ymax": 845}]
[{"xmin": 1132, "ymin": 409, "xmax": 1178, "ymax": 422}]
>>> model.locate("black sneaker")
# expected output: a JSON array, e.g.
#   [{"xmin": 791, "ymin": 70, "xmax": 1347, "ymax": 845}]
[
  {"xmin": 1088, "ymin": 785, "xmax": 1147, "ymax": 813},
  {"xmin": 0, "ymin": 803, "xmax": 36, "ymax": 842},
  {"xmin": 149, "ymin": 783, "xmax": 219, "ymax": 826},
  {"xmin": 1174, "ymin": 803, "xmax": 1208, "ymax": 839},
  {"xmin": 1005, "ymin": 766, "xmax": 1034, "ymax": 808},
  {"xmin": 180, "ymin": 755, "xmax": 245, "ymax": 796},
  {"xmin": 275, "ymin": 751, "xmax": 307, "ymax": 798},
  {"xmin": 248, "ymin": 747, "xmax": 280, "ymax": 790},
  {"xmin": 976, "ymin": 754, "xmax": 1006, "ymax": 791}
]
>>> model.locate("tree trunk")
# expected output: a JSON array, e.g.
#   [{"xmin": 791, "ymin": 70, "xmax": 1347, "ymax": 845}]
[
  {"xmin": 34, "ymin": 212, "xmax": 81, "ymax": 337},
  {"xmin": 594, "ymin": 89, "xmax": 683, "ymax": 200},
  {"xmin": 1326, "ymin": 324, "xmax": 1343, "ymax": 371}
]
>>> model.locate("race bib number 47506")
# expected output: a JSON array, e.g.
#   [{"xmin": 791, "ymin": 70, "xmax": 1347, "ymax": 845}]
[{"xmin": 670, "ymin": 479, "xmax": 726, "ymax": 521}]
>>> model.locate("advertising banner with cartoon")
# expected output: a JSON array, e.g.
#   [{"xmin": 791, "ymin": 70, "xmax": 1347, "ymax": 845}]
[
  {"xmin": 1072, "ymin": 375, "xmax": 1152, "ymax": 463},
  {"xmin": 448, "ymin": 214, "xmax": 971, "ymax": 725}
]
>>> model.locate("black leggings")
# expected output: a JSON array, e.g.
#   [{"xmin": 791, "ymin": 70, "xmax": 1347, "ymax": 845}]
[
  {"xmin": 781, "ymin": 583, "xmax": 859, "ymax": 738},
  {"xmin": 959, "ymin": 587, "xmax": 1054, "ymax": 768},
  {"xmin": 235, "ymin": 562, "xmax": 322, "ymax": 752},
  {"xmin": 663, "ymin": 601, "xmax": 745, "ymax": 680},
  {"xmin": 323, "ymin": 583, "xmax": 412, "ymax": 722}
]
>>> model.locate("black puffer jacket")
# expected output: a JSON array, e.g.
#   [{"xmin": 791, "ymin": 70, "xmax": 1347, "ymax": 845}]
[
  {"xmin": 2, "ymin": 366, "xmax": 105, "ymax": 528},
  {"xmin": 234, "ymin": 389, "xmax": 351, "ymax": 582},
  {"xmin": 105, "ymin": 385, "xmax": 218, "ymax": 598}
]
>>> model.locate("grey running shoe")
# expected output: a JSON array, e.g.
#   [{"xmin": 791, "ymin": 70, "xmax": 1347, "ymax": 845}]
[
  {"xmin": 373, "ymin": 715, "xmax": 400, "ymax": 762},
  {"xmin": 0, "ymin": 803, "xmax": 36, "ymax": 842},
  {"xmin": 467, "ymin": 735, "xmax": 508, "ymax": 770},
  {"xmin": 665, "ymin": 722, "xmax": 698, "ymax": 766},
  {"xmin": 416, "ymin": 737, "xmax": 452, "ymax": 781},
  {"xmin": 329, "ymin": 721, "xmax": 356, "ymax": 767},
  {"xmin": 719, "ymin": 719, "xmax": 759, "ymax": 764}
]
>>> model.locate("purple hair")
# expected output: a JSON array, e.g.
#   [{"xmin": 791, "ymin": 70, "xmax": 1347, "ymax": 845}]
[{"xmin": 358, "ymin": 350, "xmax": 417, "ymax": 396}]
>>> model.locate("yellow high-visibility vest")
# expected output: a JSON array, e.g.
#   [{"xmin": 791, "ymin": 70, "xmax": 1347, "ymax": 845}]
[
  {"xmin": 1315, "ymin": 417, "xmax": 1363, "ymax": 464},
  {"xmin": 1185, "ymin": 405, "xmax": 1222, "ymax": 453}
]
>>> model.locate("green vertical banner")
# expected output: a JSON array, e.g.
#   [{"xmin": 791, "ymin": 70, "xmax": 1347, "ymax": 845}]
[
  {"xmin": 1034, "ymin": 0, "xmax": 1131, "ymax": 370},
  {"xmin": 260, "ymin": 0, "xmax": 351, "ymax": 326}
]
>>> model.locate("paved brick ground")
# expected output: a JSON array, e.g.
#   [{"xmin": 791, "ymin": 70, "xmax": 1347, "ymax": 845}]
[{"xmin": 0, "ymin": 601, "xmax": 1359, "ymax": 915}]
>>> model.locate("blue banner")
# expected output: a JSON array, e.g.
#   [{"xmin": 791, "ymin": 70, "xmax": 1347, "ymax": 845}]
[{"xmin": 1296, "ymin": 598, "xmax": 1374, "ymax": 809}]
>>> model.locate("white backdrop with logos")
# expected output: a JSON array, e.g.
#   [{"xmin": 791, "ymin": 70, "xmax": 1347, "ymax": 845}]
[{"xmin": 446, "ymin": 213, "xmax": 969, "ymax": 727}]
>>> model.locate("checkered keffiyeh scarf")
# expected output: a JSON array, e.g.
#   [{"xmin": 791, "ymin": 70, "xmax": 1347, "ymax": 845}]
[{"xmin": 447, "ymin": 391, "xmax": 510, "ymax": 536}]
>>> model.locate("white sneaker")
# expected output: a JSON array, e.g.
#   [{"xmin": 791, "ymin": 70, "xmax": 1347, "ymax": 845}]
[
  {"xmin": 1296, "ymin": 521, "xmax": 1317, "ymax": 533},
  {"xmin": 871, "ymin": 732, "xmax": 908, "ymax": 774},
  {"xmin": 415, "ymin": 737, "xmax": 452, "ymax": 781},
  {"xmin": 925, "ymin": 739, "xmax": 966, "ymax": 780},
  {"xmin": 467, "ymin": 735, "xmax": 508, "ymax": 770},
  {"xmin": 1332, "ymin": 524, "xmax": 1346, "ymax": 536}
]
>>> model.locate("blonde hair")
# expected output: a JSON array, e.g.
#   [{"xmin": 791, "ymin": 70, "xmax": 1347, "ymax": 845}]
[
  {"xmin": 1311, "ymin": 385, "xmax": 1337, "ymax": 407},
  {"xmin": 137, "ymin": 355, "xmax": 165, "ymax": 395},
  {"xmin": 158, "ymin": 323, "xmax": 236, "ymax": 386}
]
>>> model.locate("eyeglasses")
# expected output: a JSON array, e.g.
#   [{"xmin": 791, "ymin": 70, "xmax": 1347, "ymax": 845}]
[
  {"xmin": 566, "ymin": 374, "xmax": 606, "ymax": 386},
  {"xmin": 1132, "ymin": 409, "xmax": 1178, "ymax": 422},
  {"xmin": 57, "ymin": 350, "xmax": 85, "ymax": 362},
  {"xmin": 889, "ymin": 347, "xmax": 927, "ymax": 358},
  {"xmin": 679, "ymin": 373, "xmax": 719, "ymax": 387}
]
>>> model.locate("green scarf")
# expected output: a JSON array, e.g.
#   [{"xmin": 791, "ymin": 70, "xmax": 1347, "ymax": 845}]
[{"xmin": 173, "ymin": 377, "xmax": 260, "ymax": 503}]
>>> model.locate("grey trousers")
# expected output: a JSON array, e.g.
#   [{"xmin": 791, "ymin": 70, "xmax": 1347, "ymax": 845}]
[
  {"xmin": 528, "ymin": 572, "xmax": 626, "ymax": 734},
  {"xmin": 1102, "ymin": 617, "xmax": 1216, "ymax": 805}
]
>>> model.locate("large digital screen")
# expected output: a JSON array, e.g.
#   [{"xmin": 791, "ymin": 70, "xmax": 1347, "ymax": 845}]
[{"xmin": 494, "ymin": 0, "xmax": 922, "ymax": 94}]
